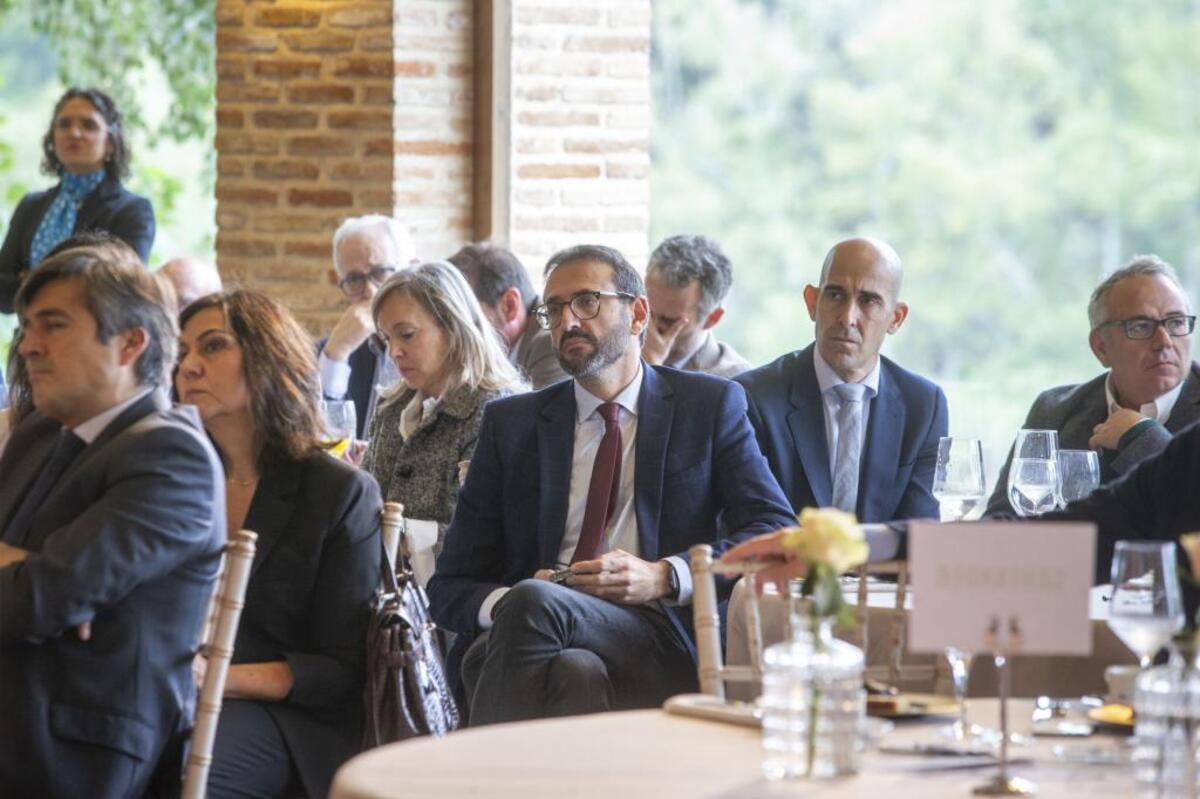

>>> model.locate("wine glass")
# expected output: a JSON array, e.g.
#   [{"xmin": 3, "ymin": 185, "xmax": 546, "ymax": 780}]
[
  {"xmin": 932, "ymin": 437, "xmax": 986, "ymax": 522},
  {"xmin": 320, "ymin": 400, "xmax": 357, "ymax": 460},
  {"xmin": 1107, "ymin": 541, "xmax": 1185, "ymax": 670},
  {"xmin": 1056, "ymin": 449, "xmax": 1100, "ymax": 507},
  {"xmin": 1006, "ymin": 429, "xmax": 1059, "ymax": 517}
]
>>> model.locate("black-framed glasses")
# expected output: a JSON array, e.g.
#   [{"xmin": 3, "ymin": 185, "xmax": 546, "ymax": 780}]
[
  {"xmin": 534, "ymin": 291, "xmax": 636, "ymax": 330},
  {"xmin": 1096, "ymin": 315, "xmax": 1196, "ymax": 340},
  {"xmin": 337, "ymin": 265, "xmax": 396, "ymax": 297}
]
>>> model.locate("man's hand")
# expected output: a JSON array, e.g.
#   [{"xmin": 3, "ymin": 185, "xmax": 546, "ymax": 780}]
[
  {"xmin": 641, "ymin": 317, "xmax": 689, "ymax": 366},
  {"xmin": 0, "ymin": 542, "xmax": 29, "ymax": 568},
  {"xmin": 1089, "ymin": 408, "xmax": 1147, "ymax": 451},
  {"xmin": 76, "ymin": 621, "xmax": 92, "ymax": 641},
  {"xmin": 718, "ymin": 531, "xmax": 808, "ymax": 596},
  {"xmin": 568, "ymin": 549, "xmax": 672, "ymax": 604},
  {"xmin": 192, "ymin": 652, "xmax": 208, "ymax": 688},
  {"xmin": 323, "ymin": 300, "xmax": 375, "ymax": 363}
]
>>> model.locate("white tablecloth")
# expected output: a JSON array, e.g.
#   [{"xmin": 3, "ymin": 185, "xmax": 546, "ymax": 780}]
[{"xmin": 330, "ymin": 699, "xmax": 1136, "ymax": 798}]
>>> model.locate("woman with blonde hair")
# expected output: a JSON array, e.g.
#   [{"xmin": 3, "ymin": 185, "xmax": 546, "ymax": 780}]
[{"xmin": 362, "ymin": 260, "xmax": 526, "ymax": 578}]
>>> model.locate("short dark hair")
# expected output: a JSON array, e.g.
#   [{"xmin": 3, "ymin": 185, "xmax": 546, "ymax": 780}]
[
  {"xmin": 41, "ymin": 87, "xmax": 131, "ymax": 180},
  {"xmin": 448, "ymin": 242, "xmax": 537, "ymax": 309},
  {"xmin": 178, "ymin": 291, "xmax": 326, "ymax": 472},
  {"xmin": 543, "ymin": 244, "xmax": 645, "ymax": 298},
  {"xmin": 14, "ymin": 243, "xmax": 175, "ymax": 389},
  {"xmin": 647, "ymin": 235, "xmax": 734, "ymax": 315}
]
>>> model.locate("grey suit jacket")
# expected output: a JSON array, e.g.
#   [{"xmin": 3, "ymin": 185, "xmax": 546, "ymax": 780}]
[
  {"xmin": 510, "ymin": 307, "xmax": 569, "ymax": 389},
  {"xmin": 0, "ymin": 392, "xmax": 225, "ymax": 798},
  {"xmin": 682, "ymin": 332, "xmax": 752, "ymax": 379},
  {"xmin": 985, "ymin": 363, "xmax": 1200, "ymax": 514}
]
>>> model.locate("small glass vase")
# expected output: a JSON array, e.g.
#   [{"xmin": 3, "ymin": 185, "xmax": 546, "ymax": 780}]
[
  {"xmin": 1133, "ymin": 636, "xmax": 1200, "ymax": 798},
  {"xmin": 760, "ymin": 596, "xmax": 865, "ymax": 780}
]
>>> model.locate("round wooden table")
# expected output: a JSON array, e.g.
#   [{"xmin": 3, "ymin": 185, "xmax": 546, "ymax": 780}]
[{"xmin": 331, "ymin": 699, "xmax": 1136, "ymax": 798}]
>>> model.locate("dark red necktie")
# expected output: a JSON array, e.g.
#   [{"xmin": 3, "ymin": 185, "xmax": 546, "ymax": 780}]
[{"xmin": 571, "ymin": 402, "xmax": 623, "ymax": 563}]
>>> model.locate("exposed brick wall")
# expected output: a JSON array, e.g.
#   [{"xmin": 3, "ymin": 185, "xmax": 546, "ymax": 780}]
[
  {"xmin": 214, "ymin": 0, "xmax": 651, "ymax": 331},
  {"xmin": 508, "ymin": 0, "xmax": 651, "ymax": 275}
]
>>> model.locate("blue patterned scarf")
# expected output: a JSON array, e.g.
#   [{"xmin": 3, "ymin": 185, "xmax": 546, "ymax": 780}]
[{"xmin": 29, "ymin": 169, "xmax": 106, "ymax": 266}]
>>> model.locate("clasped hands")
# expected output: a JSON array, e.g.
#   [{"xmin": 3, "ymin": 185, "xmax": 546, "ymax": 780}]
[{"xmin": 534, "ymin": 549, "xmax": 673, "ymax": 604}]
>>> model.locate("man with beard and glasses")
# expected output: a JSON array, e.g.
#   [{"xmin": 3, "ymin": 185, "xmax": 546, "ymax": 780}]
[
  {"xmin": 427, "ymin": 244, "xmax": 794, "ymax": 724},
  {"xmin": 736, "ymin": 237, "xmax": 948, "ymax": 522}
]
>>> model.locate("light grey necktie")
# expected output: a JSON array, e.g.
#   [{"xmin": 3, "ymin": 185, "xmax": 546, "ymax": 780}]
[{"xmin": 831, "ymin": 382, "xmax": 868, "ymax": 513}]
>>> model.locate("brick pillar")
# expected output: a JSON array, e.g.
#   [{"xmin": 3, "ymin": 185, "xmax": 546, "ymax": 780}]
[{"xmin": 507, "ymin": 0, "xmax": 651, "ymax": 272}]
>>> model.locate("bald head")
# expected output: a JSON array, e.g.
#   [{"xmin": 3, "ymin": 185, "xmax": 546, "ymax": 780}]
[
  {"xmin": 819, "ymin": 237, "xmax": 903, "ymax": 301},
  {"xmin": 804, "ymin": 237, "xmax": 909, "ymax": 382},
  {"xmin": 160, "ymin": 257, "xmax": 222, "ymax": 311}
]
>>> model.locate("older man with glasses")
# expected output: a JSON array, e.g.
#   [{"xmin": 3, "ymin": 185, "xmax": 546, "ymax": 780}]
[
  {"xmin": 986, "ymin": 254, "xmax": 1200, "ymax": 514},
  {"xmin": 317, "ymin": 215, "xmax": 417, "ymax": 439}
]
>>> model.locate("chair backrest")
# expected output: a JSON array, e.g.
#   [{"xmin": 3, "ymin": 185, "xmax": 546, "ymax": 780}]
[
  {"xmin": 849, "ymin": 559, "xmax": 933, "ymax": 688},
  {"xmin": 380, "ymin": 502, "xmax": 406, "ymax": 569},
  {"xmin": 181, "ymin": 529, "xmax": 258, "ymax": 799},
  {"xmin": 689, "ymin": 543, "xmax": 765, "ymax": 699}
]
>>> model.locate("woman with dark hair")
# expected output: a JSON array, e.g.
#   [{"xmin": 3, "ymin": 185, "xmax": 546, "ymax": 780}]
[
  {"xmin": 176, "ymin": 290, "xmax": 381, "ymax": 799},
  {"xmin": 0, "ymin": 87, "xmax": 155, "ymax": 313}
]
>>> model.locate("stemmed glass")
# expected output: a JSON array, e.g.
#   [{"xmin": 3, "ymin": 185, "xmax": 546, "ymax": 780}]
[
  {"xmin": 320, "ymin": 400, "xmax": 357, "ymax": 460},
  {"xmin": 1056, "ymin": 449, "xmax": 1100, "ymax": 508},
  {"xmin": 932, "ymin": 437, "xmax": 991, "ymax": 743},
  {"xmin": 1107, "ymin": 541, "xmax": 1185, "ymax": 670},
  {"xmin": 1006, "ymin": 429, "xmax": 1059, "ymax": 517}
]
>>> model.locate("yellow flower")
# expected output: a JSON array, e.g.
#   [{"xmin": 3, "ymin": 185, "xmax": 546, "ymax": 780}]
[{"xmin": 779, "ymin": 507, "xmax": 869, "ymax": 573}]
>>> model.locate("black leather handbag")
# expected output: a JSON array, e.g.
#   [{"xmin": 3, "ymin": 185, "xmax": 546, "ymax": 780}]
[{"xmin": 361, "ymin": 539, "xmax": 460, "ymax": 747}]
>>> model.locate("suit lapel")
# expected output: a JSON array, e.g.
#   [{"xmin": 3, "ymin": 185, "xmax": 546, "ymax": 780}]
[
  {"xmin": 1166, "ymin": 364, "xmax": 1200, "ymax": 431},
  {"xmin": 243, "ymin": 459, "xmax": 303, "ymax": 580},
  {"xmin": 0, "ymin": 425, "xmax": 57, "ymax": 540},
  {"xmin": 859, "ymin": 364, "xmax": 904, "ymax": 521},
  {"xmin": 634, "ymin": 366, "xmax": 672, "ymax": 560},
  {"xmin": 787, "ymin": 347, "xmax": 832, "ymax": 507},
  {"xmin": 75, "ymin": 176, "xmax": 120, "ymax": 232},
  {"xmin": 536, "ymin": 384, "xmax": 576, "ymax": 565}
]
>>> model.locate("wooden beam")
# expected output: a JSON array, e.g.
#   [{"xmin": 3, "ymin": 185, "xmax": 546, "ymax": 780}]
[{"xmin": 473, "ymin": 0, "xmax": 511, "ymax": 243}]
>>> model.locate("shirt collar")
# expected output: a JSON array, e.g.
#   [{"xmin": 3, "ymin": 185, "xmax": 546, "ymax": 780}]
[
  {"xmin": 1104, "ymin": 373, "xmax": 1184, "ymax": 424},
  {"xmin": 574, "ymin": 362, "xmax": 644, "ymax": 424},
  {"xmin": 813, "ymin": 348, "xmax": 880, "ymax": 399},
  {"xmin": 71, "ymin": 387, "xmax": 155, "ymax": 444}
]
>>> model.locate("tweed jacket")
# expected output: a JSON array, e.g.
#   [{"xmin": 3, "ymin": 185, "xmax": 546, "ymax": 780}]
[{"xmin": 362, "ymin": 383, "xmax": 512, "ymax": 535}]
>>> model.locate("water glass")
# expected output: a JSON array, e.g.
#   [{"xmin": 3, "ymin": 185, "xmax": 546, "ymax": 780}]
[
  {"xmin": 1006, "ymin": 429, "xmax": 1059, "ymax": 517},
  {"xmin": 932, "ymin": 437, "xmax": 986, "ymax": 521},
  {"xmin": 1108, "ymin": 541, "xmax": 1185, "ymax": 669},
  {"xmin": 320, "ymin": 400, "xmax": 357, "ymax": 459},
  {"xmin": 1056, "ymin": 449, "xmax": 1100, "ymax": 506}
]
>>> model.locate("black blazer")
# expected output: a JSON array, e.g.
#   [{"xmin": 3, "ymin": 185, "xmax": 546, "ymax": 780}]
[
  {"xmin": 0, "ymin": 174, "xmax": 156, "ymax": 312},
  {"xmin": 0, "ymin": 393, "xmax": 225, "ymax": 798},
  {"xmin": 234, "ymin": 451, "xmax": 382, "ymax": 798}
]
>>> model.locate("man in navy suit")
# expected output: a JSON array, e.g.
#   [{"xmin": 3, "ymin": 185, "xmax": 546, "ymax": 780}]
[
  {"xmin": 735, "ymin": 237, "xmax": 948, "ymax": 522},
  {"xmin": 427, "ymin": 244, "xmax": 794, "ymax": 725},
  {"xmin": 0, "ymin": 243, "xmax": 224, "ymax": 797}
]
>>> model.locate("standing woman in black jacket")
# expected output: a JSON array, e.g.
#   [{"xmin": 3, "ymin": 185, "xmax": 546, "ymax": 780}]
[{"xmin": 0, "ymin": 87, "xmax": 155, "ymax": 313}]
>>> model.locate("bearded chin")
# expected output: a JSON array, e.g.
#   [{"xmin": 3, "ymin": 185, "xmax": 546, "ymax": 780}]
[{"xmin": 557, "ymin": 328, "xmax": 628, "ymax": 379}]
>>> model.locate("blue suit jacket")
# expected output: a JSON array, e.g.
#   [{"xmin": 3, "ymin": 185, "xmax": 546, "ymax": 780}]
[
  {"xmin": 427, "ymin": 364, "xmax": 795, "ymax": 653},
  {"xmin": 735, "ymin": 345, "xmax": 948, "ymax": 522}
]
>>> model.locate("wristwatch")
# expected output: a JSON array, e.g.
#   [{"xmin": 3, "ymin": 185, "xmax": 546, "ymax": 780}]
[{"xmin": 664, "ymin": 561, "xmax": 680, "ymax": 600}]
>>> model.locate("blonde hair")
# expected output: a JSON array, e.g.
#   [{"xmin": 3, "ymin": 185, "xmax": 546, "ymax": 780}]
[{"xmin": 372, "ymin": 261, "xmax": 528, "ymax": 399}]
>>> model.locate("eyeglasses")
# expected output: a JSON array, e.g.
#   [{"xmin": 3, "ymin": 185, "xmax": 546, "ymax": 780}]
[
  {"xmin": 534, "ymin": 291, "xmax": 637, "ymax": 330},
  {"xmin": 337, "ymin": 265, "xmax": 396, "ymax": 297},
  {"xmin": 1096, "ymin": 315, "xmax": 1196, "ymax": 340}
]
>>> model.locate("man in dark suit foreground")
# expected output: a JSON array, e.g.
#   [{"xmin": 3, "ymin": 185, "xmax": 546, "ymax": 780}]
[
  {"xmin": 987, "ymin": 254, "xmax": 1199, "ymax": 513},
  {"xmin": 736, "ymin": 237, "xmax": 948, "ymax": 522},
  {"xmin": 427, "ymin": 244, "xmax": 794, "ymax": 725},
  {"xmin": 0, "ymin": 244, "xmax": 225, "ymax": 798}
]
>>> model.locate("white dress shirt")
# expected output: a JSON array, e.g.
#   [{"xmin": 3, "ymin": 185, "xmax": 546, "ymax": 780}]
[
  {"xmin": 1104, "ymin": 373, "xmax": 1183, "ymax": 424},
  {"xmin": 73, "ymin": 387, "xmax": 156, "ymax": 444},
  {"xmin": 812, "ymin": 350, "xmax": 881, "ymax": 476}
]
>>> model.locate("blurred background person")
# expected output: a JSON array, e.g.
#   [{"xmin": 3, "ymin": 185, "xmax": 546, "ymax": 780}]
[
  {"xmin": 160, "ymin": 255, "xmax": 222, "ymax": 311},
  {"xmin": 0, "ymin": 87, "xmax": 155, "ymax": 313},
  {"xmin": 449, "ymin": 242, "xmax": 567, "ymax": 388},
  {"xmin": 362, "ymin": 261, "xmax": 526, "ymax": 584},
  {"xmin": 175, "ymin": 290, "xmax": 381, "ymax": 799},
  {"xmin": 318, "ymin": 215, "xmax": 418, "ymax": 439}
]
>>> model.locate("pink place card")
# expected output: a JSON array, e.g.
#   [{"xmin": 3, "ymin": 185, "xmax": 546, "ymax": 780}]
[{"xmin": 908, "ymin": 521, "xmax": 1097, "ymax": 656}]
